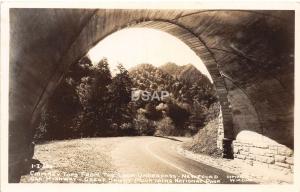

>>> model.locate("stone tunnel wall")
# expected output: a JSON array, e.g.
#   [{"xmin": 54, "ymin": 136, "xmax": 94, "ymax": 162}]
[
  {"xmin": 227, "ymin": 78, "xmax": 294, "ymax": 171},
  {"xmin": 8, "ymin": 9, "xmax": 294, "ymax": 181},
  {"xmin": 196, "ymin": 10, "xmax": 294, "ymax": 169}
]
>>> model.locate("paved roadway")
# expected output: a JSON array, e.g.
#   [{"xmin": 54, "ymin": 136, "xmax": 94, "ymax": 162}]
[{"xmin": 111, "ymin": 136, "xmax": 250, "ymax": 184}]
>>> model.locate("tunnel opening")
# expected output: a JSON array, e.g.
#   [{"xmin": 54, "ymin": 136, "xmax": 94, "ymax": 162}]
[
  {"xmin": 32, "ymin": 27, "xmax": 227, "ymax": 157},
  {"xmin": 22, "ymin": 20, "xmax": 236, "ymax": 171}
]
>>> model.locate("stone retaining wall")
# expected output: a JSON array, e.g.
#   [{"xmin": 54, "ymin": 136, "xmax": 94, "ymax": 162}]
[{"xmin": 233, "ymin": 140, "xmax": 293, "ymax": 172}]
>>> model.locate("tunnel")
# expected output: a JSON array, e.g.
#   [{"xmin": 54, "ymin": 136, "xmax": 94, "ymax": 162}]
[{"xmin": 9, "ymin": 9, "xmax": 294, "ymax": 182}]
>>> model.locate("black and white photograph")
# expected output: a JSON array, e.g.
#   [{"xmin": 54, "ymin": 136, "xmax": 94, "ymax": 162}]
[{"xmin": 0, "ymin": 1, "xmax": 299, "ymax": 191}]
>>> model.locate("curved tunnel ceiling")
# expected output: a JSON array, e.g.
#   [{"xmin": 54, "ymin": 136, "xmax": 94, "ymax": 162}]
[{"xmin": 9, "ymin": 9, "xmax": 294, "ymax": 150}]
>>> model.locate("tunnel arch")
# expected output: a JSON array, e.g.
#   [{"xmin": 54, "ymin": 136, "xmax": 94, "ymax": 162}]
[
  {"xmin": 31, "ymin": 19, "xmax": 234, "ymax": 149},
  {"xmin": 9, "ymin": 9, "xmax": 294, "ymax": 182}
]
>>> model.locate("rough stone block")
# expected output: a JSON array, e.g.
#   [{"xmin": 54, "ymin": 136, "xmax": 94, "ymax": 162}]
[
  {"xmin": 240, "ymin": 150, "xmax": 249, "ymax": 156},
  {"xmin": 254, "ymin": 155, "xmax": 274, "ymax": 164},
  {"xmin": 255, "ymin": 155, "xmax": 268, "ymax": 163},
  {"xmin": 233, "ymin": 141, "xmax": 240, "ymax": 146},
  {"xmin": 268, "ymin": 149, "xmax": 277, "ymax": 155},
  {"xmin": 275, "ymin": 162, "xmax": 290, "ymax": 169},
  {"xmin": 266, "ymin": 157, "xmax": 275, "ymax": 164},
  {"xmin": 247, "ymin": 154, "xmax": 255, "ymax": 160},
  {"xmin": 233, "ymin": 147, "xmax": 239, "ymax": 153},
  {"xmin": 244, "ymin": 143, "xmax": 253, "ymax": 147},
  {"xmin": 236, "ymin": 154, "xmax": 246, "ymax": 160},
  {"xmin": 255, "ymin": 143, "xmax": 268, "ymax": 149},
  {"xmin": 250, "ymin": 147, "xmax": 266, "ymax": 156},
  {"xmin": 277, "ymin": 147, "xmax": 293, "ymax": 157},
  {"xmin": 265, "ymin": 153, "xmax": 274, "ymax": 157},
  {"xmin": 269, "ymin": 146, "xmax": 278, "ymax": 151},
  {"xmin": 274, "ymin": 155, "xmax": 286, "ymax": 163},
  {"xmin": 285, "ymin": 157, "xmax": 293, "ymax": 165},
  {"xmin": 243, "ymin": 146, "xmax": 250, "ymax": 152}
]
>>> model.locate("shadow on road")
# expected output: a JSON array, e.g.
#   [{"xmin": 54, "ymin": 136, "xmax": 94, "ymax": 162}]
[{"xmin": 154, "ymin": 135, "xmax": 184, "ymax": 142}]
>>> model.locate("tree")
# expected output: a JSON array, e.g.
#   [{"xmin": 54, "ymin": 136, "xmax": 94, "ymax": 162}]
[
  {"xmin": 106, "ymin": 64, "xmax": 134, "ymax": 135},
  {"xmin": 68, "ymin": 56, "xmax": 93, "ymax": 83},
  {"xmin": 109, "ymin": 64, "xmax": 133, "ymax": 109},
  {"xmin": 166, "ymin": 101, "xmax": 190, "ymax": 134},
  {"xmin": 133, "ymin": 109, "xmax": 156, "ymax": 136},
  {"xmin": 155, "ymin": 117, "xmax": 175, "ymax": 136},
  {"xmin": 41, "ymin": 78, "xmax": 82, "ymax": 140},
  {"xmin": 79, "ymin": 58, "xmax": 112, "ymax": 136},
  {"xmin": 144, "ymin": 103, "xmax": 162, "ymax": 121}
]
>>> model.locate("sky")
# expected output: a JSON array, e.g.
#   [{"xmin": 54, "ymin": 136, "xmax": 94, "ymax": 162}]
[{"xmin": 87, "ymin": 28, "xmax": 212, "ymax": 82}]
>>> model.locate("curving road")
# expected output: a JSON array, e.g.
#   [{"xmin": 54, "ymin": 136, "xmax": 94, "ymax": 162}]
[
  {"xmin": 111, "ymin": 136, "xmax": 248, "ymax": 184},
  {"xmin": 22, "ymin": 136, "xmax": 254, "ymax": 184}
]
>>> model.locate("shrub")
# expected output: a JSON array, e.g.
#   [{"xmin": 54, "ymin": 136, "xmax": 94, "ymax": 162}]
[
  {"xmin": 155, "ymin": 117, "xmax": 175, "ymax": 136},
  {"xmin": 133, "ymin": 112, "xmax": 156, "ymax": 136}
]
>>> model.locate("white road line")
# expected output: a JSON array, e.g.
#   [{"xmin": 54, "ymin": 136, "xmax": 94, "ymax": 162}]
[{"xmin": 145, "ymin": 140, "xmax": 207, "ymax": 184}]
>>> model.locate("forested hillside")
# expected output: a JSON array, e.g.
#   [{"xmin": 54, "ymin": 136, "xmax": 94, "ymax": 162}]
[
  {"xmin": 34, "ymin": 57, "xmax": 219, "ymax": 142},
  {"xmin": 160, "ymin": 62, "xmax": 211, "ymax": 87}
]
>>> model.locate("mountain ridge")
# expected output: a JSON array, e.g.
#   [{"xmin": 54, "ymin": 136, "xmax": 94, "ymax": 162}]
[{"xmin": 159, "ymin": 62, "xmax": 211, "ymax": 86}]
